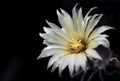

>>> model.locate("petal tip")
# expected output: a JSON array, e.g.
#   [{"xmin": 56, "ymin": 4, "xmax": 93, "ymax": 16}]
[
  {"xmin": 37, "ymin": 54, "xmax": 43, "ymax": 60},
  {"xmin": 56, "ymin": 9, "xmax": 61, "ymax": 16}
]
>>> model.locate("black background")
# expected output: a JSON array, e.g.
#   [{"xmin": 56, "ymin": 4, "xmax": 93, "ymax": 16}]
[{"xmin": 1, "ymin": 0, "xmax": 120, "ymax": 81}]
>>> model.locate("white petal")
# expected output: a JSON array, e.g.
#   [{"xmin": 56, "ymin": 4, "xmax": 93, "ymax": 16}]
[
  {"xmin": 51, "ymin": 61, "xmax": 59, "ymax": 72},
  {"xmin": 72, "ymin": 5, "xmax": 78, "ymax": 29},
  {"xmin": 78, "ymin": 7, "xmax": 84, "ymax": 28},
  {"xmin": 57, "ymin": 9, "xmax": 75, "ymax": 38},
  {"xmin": 90, "ymin": 26, "xmax": 114, "ymax": 36},
  {"xmin": 91, "ymin": 14, "xmax": 102, "ymax": 29},
  {"xmin": 68, "ymin": 55, "xmax": 75, "ymax": 77},
  {"xmin": 37, "ymin": 46, "xmax": 66, "ymax": 59},
  {"xmin": 86, "ymin": 49, "xmax": 102, "ymax": 60},
  {"xmin": 95, "ymin": 36, "xmax": 110, "ymax": 47},
  {"xmin": 39, "ymin": 32, "xmax": 69, "ymax": 46},
  {"xmin": 99, "ymin": 40, "xmax": 110, "ymax": 48},
  {"xmin": 83, "ymin": 7, "xmax": 97, "ymax": 35},
  {"xmin": 88, "ymin": 36, "xmax": 110, "ymax": 48},
  {"xmin": 39, "ymin": 33, "xmax": 65, "ymax": 45},
  {"xmin": 58, "ymin": 54, "xmax": 70, "ymax": 77},
  {"xmin": 61, "ymin": 28, "xmax": 66, "ymax": 33},
  {"xmin": 46, "ymin": 20, "xmax": 70, "ymax": 41},
  {"xmin": 79, "ymin": 54, "xmax": 87, "ymax": 72},
  {"xmin": 50, "ymin": 54, "xmax": 68, "ymax": 73},
  {"xmin": 88, "ymin": 34, "xmax": 109, "ymax": 42},
  {"xmin": 75, "ymin": 54, "xmax": 82, "ymax": 72},
  {"xmin": 43, "ymin": 27, "xmax": 52, "ymax": 33},
  {"xmin": 85, "ymin": 14, "xmax": 103, "ymax": 38},
  {"xmin": 84, "ymin": 7, "xmax": 97, "ymax": 22},
  {"xmin": 51, "ymin": 55, "xmax": 68, "ymax": 73},
  {"xmin": 75, "ymin": 53, "xmax": 87, "ymax": 72},
  {"xmin": 87, "ymin": 39, "xmax": 98, "ymax": 49},
  {"xmin": 46, "ymin": 20, "xmax": 60, "ymax": 29},
  {"xmin": 84, "ymin": 16, "xmax": 92, "ymax": 28},
  {"xmin": 78, "ymin": 7, "xmax": 84, "ymax": 37},
  {"xmin": 47, "ymin": 55, "xmax": 61, "ymax": 69},
  {"xmin": 72, "ymin": 5, "xmax": 83, "ymax": 37},
  {"xmin": 47, "ymin": 53, "xmax": 67, "ymax": 69}
]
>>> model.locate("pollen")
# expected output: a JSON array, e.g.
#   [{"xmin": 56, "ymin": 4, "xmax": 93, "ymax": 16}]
[{"xmin": 68, "ymin": 37, "xmax": 87, "ymax": 53}]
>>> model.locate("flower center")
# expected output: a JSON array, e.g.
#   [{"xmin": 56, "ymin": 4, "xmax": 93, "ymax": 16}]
[{"xmin": 68, "ymin": 37, "xmax": 87, "ymax": 53}]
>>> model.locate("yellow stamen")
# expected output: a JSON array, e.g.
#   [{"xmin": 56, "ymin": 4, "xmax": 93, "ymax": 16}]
[{"xmin": 68, "ymin": 37, "xmax": 87, "ymax": 53}]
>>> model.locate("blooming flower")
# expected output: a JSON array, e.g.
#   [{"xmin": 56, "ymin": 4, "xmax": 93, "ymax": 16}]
[{"xmin": 37, "ymin": 4, "xmax": 113, "ymax": 77}]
